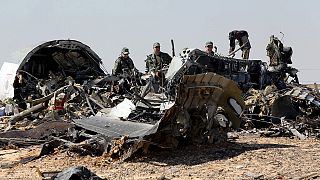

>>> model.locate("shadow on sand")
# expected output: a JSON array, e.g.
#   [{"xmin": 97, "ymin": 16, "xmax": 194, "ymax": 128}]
[{"xmin": 131, "ymin": 140, "xmax": 296, "ymax": 166}]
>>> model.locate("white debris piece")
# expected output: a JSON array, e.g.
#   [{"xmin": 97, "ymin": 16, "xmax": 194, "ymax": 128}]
[
  {"xmin": 109, "ymin": 98, "xmax": 136, "ymax": 119},
  {"xmin": 0, "ymin": 62, "xmax": 19, "ymax": 100}
]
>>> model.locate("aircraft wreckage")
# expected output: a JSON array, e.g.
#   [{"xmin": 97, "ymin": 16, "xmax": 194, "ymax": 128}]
[{"xmin": 0, "ymin": 38, "xmax": 319, "ymax": 162}]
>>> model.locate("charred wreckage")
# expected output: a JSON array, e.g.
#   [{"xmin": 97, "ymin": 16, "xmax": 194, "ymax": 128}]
[{"xmin": 0, "ymin": 37, "xmax": 319, "ymax": 163}]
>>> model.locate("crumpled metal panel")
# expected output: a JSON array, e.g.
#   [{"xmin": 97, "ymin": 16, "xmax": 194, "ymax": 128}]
[
  {"xmin": 285, "ymin": 87, "xmax": 320, "ymax": 107},
  {"xmin": 0, "ymin": 121, "xmax": 74, "ymax": 139},
  {"xmin": 271, "ymin": 95, "xmax": 299, "ymax": 119},
  {"xmin": 73, "ymin": 116, "xmax": 158, "ymax": 138},
  {"xmin": 165, "ymin": 56, "xmax": 191, "ymax": 80},
  {"xmin": 176, "ymin": 72, "xmax": 245, "ymax": 129}
]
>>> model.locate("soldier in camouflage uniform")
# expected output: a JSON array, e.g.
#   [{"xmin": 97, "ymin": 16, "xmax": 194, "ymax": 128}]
[
  {"xmin": 205, "ymin": 41, "xmax": 217, "ymax": 56},
  {"xmin": 229, "ymin": 30, "xmax": 251, "ymax": 59},
  {"xmin": 112, "ymin": 47, "xmax": 136, "ymax": 76},
  {"xmin": 141, "ymin": 42, "xmax": 172, "ymax": 95},
  {"xmin": 145, "ymin": 42, "xmax": 172, "ymax": 74}
]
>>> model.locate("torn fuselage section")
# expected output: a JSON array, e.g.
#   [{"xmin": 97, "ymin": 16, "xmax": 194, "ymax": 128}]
[{"xmin": 13, "ymin": 40, "xmax": 106, "ymax": 108}]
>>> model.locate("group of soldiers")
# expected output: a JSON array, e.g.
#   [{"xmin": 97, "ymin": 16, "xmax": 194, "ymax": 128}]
[
  {"xmin": 203, "ymin": 30, "xmax": 251, "ymax": 59},
  {"xmin": 112, "ymin": 42, "xmax": 173, "ymax": 77},
  {"xmin": 203, "ymin": 30, "xmax": 252, "ymax": 59},
  {"xmin": 111, "ymin": 29, "xmax": 297, "ymax": 93},
  {"xmin": 112, "ymin": 30, "xmax": 251, "ymax": 77}
]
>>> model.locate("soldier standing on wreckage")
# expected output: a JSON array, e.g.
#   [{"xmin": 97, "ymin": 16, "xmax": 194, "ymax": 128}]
[
  {"xmin": 112, "ymin": 47, "xmax": 136, "ymax": 76},
  {"xmin": 205, "ymin": 41, "xmax": 217, "ymax": 56},
  {"xmin": 112, "ymin": 47, "xmax": 141, "ymax": 94},
  {"xmin": 145, "ymin": 42, "xmax": 172, "ymax": 76},
  {"xmin": 141, "ymin": 42, "xmax": 172, "ymax": 95},
  {"xmin": 229, "ymin": 30, "xmax": 251, "ymax": 59},
  {"xmin": 266, "ymin": 35, "xmax": 298, "ymax": 87}
]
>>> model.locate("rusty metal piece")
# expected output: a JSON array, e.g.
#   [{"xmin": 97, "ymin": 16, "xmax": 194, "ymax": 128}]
[
  {"xmin": 0, "ymin": 121, "xmax": 74, "ymax": 139},
  {"xmin": 8, "ymin": 103, "xmax": 46, "ymax": 124}
]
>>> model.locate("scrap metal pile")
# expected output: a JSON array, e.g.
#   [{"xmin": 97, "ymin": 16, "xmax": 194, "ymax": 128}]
[
  {"xmin": 241, "ymin": 35, "xmax": 320, "ymax": 139},
  {"xmin": 244, "ymin": 84, "xmax": 320, "ymax": 139},
  {"xmin": 0, "ymin": 40, "xmax": 245, "ymax": 161},
  {"xmin": 0, "ymin": 38, "xmax": 319, "ymax": 162}
]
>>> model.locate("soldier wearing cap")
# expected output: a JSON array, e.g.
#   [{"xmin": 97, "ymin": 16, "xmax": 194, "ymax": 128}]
[
  {"xmin": 145, "ymin": 42, "xmax": 172, "ymax": 74},
  {"xmin": 205, "ymin": 41, "xmax": 217, "ymax": 56},
  {"xmin": 112, "ymin": 47, "xmax": 136, "ymax": 76}
]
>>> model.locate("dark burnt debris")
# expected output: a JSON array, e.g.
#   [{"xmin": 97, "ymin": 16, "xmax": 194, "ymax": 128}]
[{"xmin": 0, "ymin": 38, "xmax": 319, "ymax": 163}]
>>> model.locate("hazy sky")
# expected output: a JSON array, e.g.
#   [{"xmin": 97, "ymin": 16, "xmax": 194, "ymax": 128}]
[{"xmin": 1, "ymin": 0, "xmax": 319, "ymax": 83}]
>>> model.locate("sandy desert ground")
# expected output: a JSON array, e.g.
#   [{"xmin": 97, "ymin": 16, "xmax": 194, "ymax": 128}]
[{"xmin": 0, "ymin": 134, "xmax": 319, "ymax": 180}]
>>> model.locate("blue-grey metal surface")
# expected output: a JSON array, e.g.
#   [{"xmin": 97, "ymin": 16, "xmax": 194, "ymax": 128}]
[{"xmin": 73, "ymin": 116, "xmax": 159, "ymax": 138}]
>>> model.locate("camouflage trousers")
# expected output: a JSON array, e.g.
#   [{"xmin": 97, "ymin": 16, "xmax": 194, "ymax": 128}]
[
  {"xmin": 241, "ymin": 36, "xmax": 250, "ymax": 60},
  {"xmin": 242, "ymin": 48, "xmax": 250, "ymax": 59}
]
